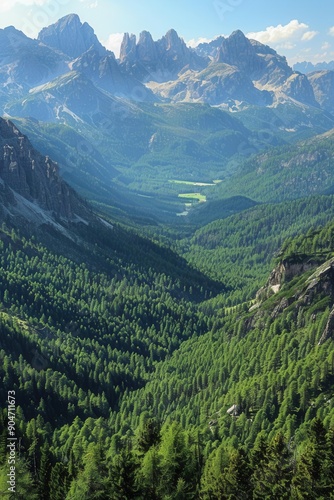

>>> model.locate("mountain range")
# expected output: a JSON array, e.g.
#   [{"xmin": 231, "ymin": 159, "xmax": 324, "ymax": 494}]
[
  {"xmin": 1, "ymin": 13, "xmax": 334, "ymax": 223},
  {"xmin": 1, "ymin": 14, "xmax": 334, "ymax": 111}
]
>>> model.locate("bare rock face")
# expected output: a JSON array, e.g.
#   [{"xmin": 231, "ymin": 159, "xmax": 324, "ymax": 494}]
[
  {"xmin": 281, "ymin": 73, "xmax": 318, "ymax": 107},
  {"xmin": 0, "ymin": 118, "xmax": 89, "ymax": 220},
  {"xmin": 119, "ymin": 33, "xmax": 137, "ymax": 64},
  {"xmin": 120, "ymin": 29, "xmax": 208, "ymax": 82},
  {"xmin": 38, "ymin": 13, "xmax": 106, "ymax": 59},
  {"xmin": 137, "ymin": 31, "xmax": 159, "ymax": 66},
  {"xmin": 319, "ymin": 305, "xmax": 334, "ymax": 345},
  {"xmin": 308, "ymin": 70, "xmax": 334, "ymax": 114},
  {"xmin": 215, "ymin": 30, "xmax": 262, "ymax": 74}
]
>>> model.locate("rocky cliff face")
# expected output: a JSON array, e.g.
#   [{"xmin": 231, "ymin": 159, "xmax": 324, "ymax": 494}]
[
  {"xmin": 38, "ymin": 13, "xmax": 106, "ymax": 59},
  {"xmin": 308, "ymin": 70, "xmax": 334, "ymax": 115},
  {"xmin": 0, "ymin": 118, "xmax": 90, "ymax": 222},
  {"xmin": 281, "ymin": 73, "xmax": 318, "ymax": 107},
  {"xmin": 256, "ymin": 256, "xmax": 320, "ymax": 301}
]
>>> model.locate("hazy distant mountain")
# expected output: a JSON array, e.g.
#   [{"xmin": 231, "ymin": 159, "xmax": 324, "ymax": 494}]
[
  {"xmin": 1, "ymin": 13, "xmax": 334, "ymax": 223},
  {"xmin": 308, "ymin": 70, "xmax": 334, "ymax": 115},
  {"xmin": 294, "ymin": 60, "xmax": 334, "ymax": 74},
  {"xmin": 38, "ymin": 13, "xmax": 106, "ymax": 59},
  {"xmin": 0, "ymin": 26, "xmax": 68, "ymax": 96},
  {"xmin": 0, "ymin": 15, "xmax": 331, "ymax": 112}
]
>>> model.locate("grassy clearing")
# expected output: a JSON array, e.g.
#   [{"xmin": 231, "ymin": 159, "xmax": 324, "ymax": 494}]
[
  {"xmin": 169, "ymin": 179, "xmax": 215, "ymax": 186},
  {"xmin": 178, "ymin": 193, "xmax": 207, "ymax": 202}
]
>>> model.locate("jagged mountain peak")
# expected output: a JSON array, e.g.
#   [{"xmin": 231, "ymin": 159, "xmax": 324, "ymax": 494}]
[
  {"xmin": 56, "ymin": 13, "xmax": 81, "ymax": 27},
  {"xmin": 229, "ymin": 29, "xmax": 248, "ymax": 40},
  {"xmin": 38, "ymin": 13, "xmax": 106, "ymax": 59},
  {"xmin": 120, "ymin": 27, "xmax": 208, "ymax": 82}
]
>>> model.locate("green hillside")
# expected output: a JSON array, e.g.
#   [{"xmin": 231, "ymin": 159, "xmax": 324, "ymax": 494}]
[{"xmin": 212, "ymin": 129, "xmax": 334, "ymax": 204}]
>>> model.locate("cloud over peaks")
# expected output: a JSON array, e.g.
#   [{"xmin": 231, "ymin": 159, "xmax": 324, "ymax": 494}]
[{"xmin": 247, "ymin": 20, "xmax": 308, "ymax": 44}]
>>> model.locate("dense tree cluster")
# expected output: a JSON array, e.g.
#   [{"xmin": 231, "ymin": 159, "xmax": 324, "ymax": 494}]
[{"xmin": 0, "ymin": 197, "xmax": 334, "ymax": 497}]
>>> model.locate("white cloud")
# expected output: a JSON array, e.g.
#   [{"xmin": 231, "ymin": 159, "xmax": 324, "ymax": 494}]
[
  {"xmin": 247, "ymin": 20, "xmax": 308, "ymax": 44},
  {"xmin": 329, "ymin": 27, "xmax": 334, "ymax": 36},
  {"xmin": 322, "ymin": 42, "xmax": 331, "ymax": 50},
  {"xmin": 275, "ymin": 42, "xmax": 296, "ymax": 50},
  {"xmin": 301, "ymin": 31, "xmax": 318, "ymax": 41},
  {"xmin": 0, "ymin": 0, "xmax": 48, "ymax": 13},
  {"xmin": 103, "ymin": 33, "xmax": 124, "ymax": 58}
]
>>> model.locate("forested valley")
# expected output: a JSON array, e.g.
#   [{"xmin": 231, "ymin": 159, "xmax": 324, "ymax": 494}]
[{"xmin": 1, "ymin": 191, "xmax": 334, "ymax": 498}]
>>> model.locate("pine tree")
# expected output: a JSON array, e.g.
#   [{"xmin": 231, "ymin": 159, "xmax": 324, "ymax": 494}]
[
  {"xmin": 137, "ymin": 417, "xmax": 161, "ymax": 454},
  {"xmin": 109, "ymin": 446, "xmax": 139, "ymax": 499},
  {"xmin": 49, "ymin": 462, "xmax": 70, "ymax": 500},
  {"xmin": 137, "ymin": 445, "xmax": 161, "ymax": 499},
  {"xmin": 37, "ymin": 441, "xmax": 51, "ymax": 500}
]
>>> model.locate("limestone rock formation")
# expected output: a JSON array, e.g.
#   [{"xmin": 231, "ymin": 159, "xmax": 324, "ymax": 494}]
[
  {"xmin": 120, "ymin": 29, "xmax": 208, "ymax": 82},
  {"xmin": 38, "ymin": 13, "xmax": 106, "ymax": 59}
]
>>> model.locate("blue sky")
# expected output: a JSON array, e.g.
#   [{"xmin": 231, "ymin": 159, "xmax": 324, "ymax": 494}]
[{"xmin": 1, "ymin": 0, "xmax": 334, "ymax": 64}]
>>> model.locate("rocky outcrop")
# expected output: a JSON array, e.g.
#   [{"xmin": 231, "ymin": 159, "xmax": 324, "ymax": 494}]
[
  {"xmin": 0, "ymin": 118, "xmax": 90, "ymax": 221},
  {"xmin": 319, "ymin": 305, "xmax": 334, "ymax": 345},
  {"xmin": 38, "ymin": 13, "xmax": 106, "ymax": 59},
  {"xmin": 119, "ymin": 33, "xmax": 137, "ymax": 64},
  {"xmin": 256, "ymin": 257, "xmax": 319, "ymax": 302}
]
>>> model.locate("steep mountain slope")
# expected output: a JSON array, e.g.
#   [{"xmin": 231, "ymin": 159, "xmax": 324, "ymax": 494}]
[
  {"xmin": 0, "ymin": 26, "xmax": 68, "ymax": 98},
  {"xmin": 0, "ymin": 117, "xmax": 92, "ymax": 229}
]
